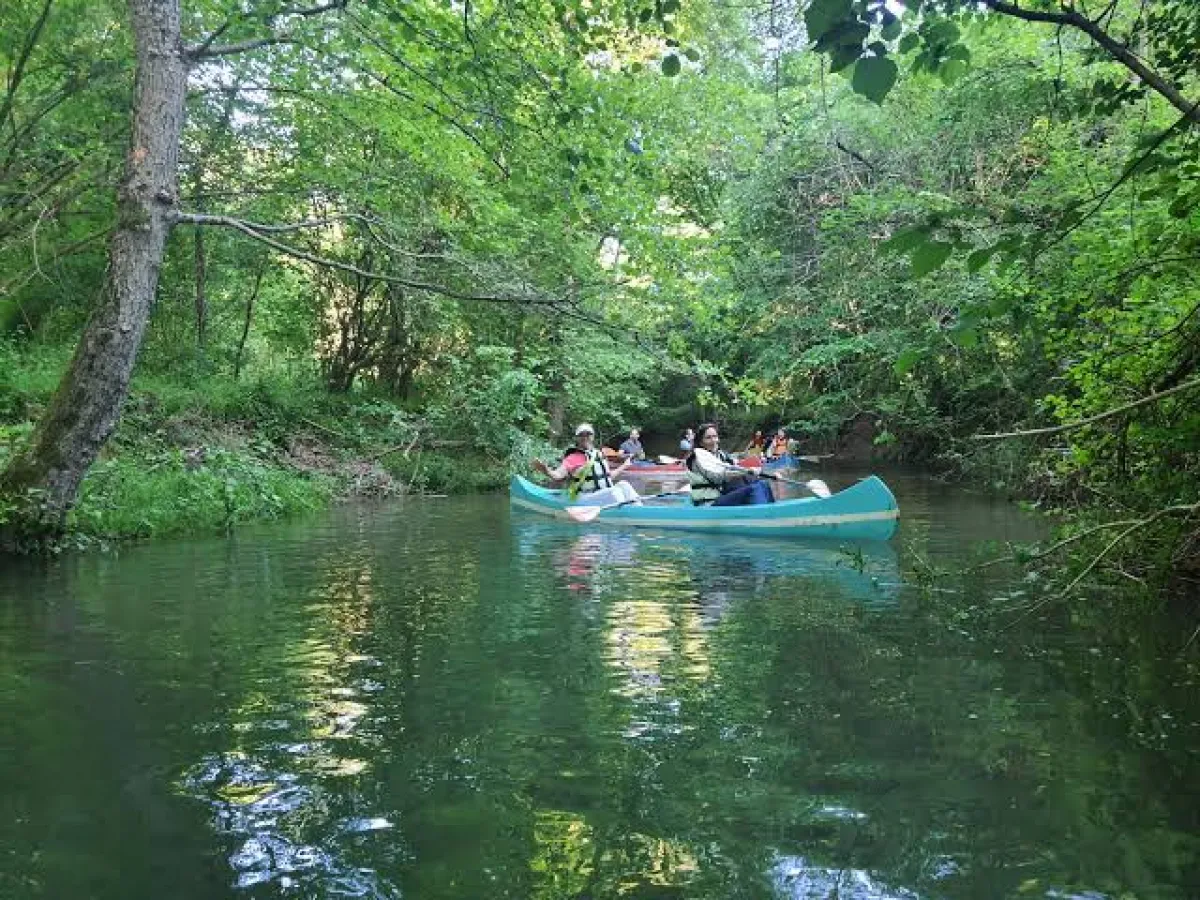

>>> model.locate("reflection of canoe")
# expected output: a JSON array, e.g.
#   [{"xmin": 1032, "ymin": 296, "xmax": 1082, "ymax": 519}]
[
  {"xmin": 509, "ymin": 475, "xmax": 899, "ymax": 540},
  {"xmin": 509, "ymin": 519, "xmax": 901, "ymax": 604}
]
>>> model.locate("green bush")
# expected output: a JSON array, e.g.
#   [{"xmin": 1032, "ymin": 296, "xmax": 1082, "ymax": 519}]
[{"xmin": 69, "ymin": 448, "xmax": 331, "ymax": 539}]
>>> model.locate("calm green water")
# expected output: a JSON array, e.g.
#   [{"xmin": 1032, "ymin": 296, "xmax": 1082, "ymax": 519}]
[{"xmin": 1, "ymin": 474, "xmax": 1197, "ymax": 900}]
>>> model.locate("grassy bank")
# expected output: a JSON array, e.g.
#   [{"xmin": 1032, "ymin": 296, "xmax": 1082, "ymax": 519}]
[{"xmin": 0, "ymin": 344, "xmax": 520, "ymax": 547}]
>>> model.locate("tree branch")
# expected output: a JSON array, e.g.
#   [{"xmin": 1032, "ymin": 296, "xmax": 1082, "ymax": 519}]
[
  {"xmin": 174, "ymin": 212, "xmax": 547, "ymax": 305},
  {"xmin": 982, "ymin": 0, "xmax": 1200, "ymax": 125},
  {"xmin": 189, "ymin": 36, "xmax": 300, "ymax": 60},
  {"xmin": 973, "ymin": 376, "xmax": 1200, "ymax": 440},
  {"xmin": 187, "ymin": 1, "xmax": 347, "ymax": 61},
  {"xmin": 0, "ymin": 0, "xmax": 54, "ymax": 133}
]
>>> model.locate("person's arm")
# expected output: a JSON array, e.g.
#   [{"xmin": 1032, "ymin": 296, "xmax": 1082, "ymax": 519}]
[{"xmin": 532, "ymin": 457, "xmax": 570, "ymax": 481}]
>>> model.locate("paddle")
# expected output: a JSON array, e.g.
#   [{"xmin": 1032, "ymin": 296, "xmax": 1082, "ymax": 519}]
[
  {"xmin": 565, "ymin": 484, "xmax": 691, "ymax": 523},
  {"xmin": 716, "ymin": 460, "xmax": 832, "ymax": 498}
]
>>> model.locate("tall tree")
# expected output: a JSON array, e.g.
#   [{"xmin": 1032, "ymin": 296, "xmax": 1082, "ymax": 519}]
[{"xmin": 0, "ymin": 0, "xmax": 188, "ymax": 543}]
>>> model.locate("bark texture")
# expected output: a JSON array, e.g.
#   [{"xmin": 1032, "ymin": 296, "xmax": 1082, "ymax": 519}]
[{"xmin": 0, "ymin": 0, "xmax": 186, "ymax": 542}]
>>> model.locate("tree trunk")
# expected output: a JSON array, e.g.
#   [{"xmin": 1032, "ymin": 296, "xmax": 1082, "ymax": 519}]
[
  {"xmin": 0, "ymin": 0, "xmax": 186, "ymax": 543},
  {"xmin": 234, "ymin": 264, "xmax": 265, "ymax": 380}
]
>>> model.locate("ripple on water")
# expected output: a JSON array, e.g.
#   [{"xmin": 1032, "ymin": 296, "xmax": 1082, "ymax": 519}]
[{"xmin": 770, "ymin": 855, "xmax": 917, "ymax": 900}]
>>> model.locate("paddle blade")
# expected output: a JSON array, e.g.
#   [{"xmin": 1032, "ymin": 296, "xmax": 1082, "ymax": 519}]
[
  {"xmin": 806, "ymin": 479, "xmax": 832, "ymax": 499},
  {"xmin": 565, "ymin": 505, "xmax": 603, "ymax": 523}
]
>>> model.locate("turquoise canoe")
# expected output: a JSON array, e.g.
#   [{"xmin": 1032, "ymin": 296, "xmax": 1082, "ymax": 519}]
[{"xmin": 509, "ymin": 475, "xmax": 899, "ymax": 541}]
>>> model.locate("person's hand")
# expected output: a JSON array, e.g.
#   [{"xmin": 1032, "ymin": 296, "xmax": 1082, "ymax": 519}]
[{"xmin": 532, "ymin": 458, "xmax": 550, "ymax": 475}]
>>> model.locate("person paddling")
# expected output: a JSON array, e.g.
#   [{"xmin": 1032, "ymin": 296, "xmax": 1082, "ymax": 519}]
[
  {"xmin": 533, "ymin": 423, "xmax": 641, "ymax": 507},
  {"xmin": 745, "ymin": 429, "xmax": 765, "ymax": 458},
  {"xmin": 685, "ymin": 423, "xmax": 774, "ymax": 506},
  {"xmin": 766, "ymin": 428, "xmax": 789, "ymax": 459}
]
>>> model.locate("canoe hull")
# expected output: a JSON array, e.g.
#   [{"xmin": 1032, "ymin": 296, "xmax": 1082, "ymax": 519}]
[{"xmin": 509, "ymin": 475, "xmax": 899, "ymax": 541}]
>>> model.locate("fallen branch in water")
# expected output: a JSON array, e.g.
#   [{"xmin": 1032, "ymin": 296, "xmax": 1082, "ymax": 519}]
[
  {"xmin": 967, "ymin": 516, "xmax": 1147, "ymax": 572},
  {"xmin": 1001, "ymin": 501, "xmax": 1200, "ymax": 628}
]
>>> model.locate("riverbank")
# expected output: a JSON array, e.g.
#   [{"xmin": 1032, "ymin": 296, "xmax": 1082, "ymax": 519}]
[{"xmin": 0, "ymin": 349, "xmax": 517, "ymax": 547}]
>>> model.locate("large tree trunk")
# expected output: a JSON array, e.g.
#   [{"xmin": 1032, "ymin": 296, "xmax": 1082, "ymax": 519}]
[{"xmin": 0, "ymin": 0, "xmax": 186, "ymax": 544}]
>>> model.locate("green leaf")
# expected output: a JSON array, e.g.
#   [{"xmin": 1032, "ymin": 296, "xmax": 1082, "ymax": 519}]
[
  {"xmin": 661, "ymin": 54, "xmax": 681, "ymax": 76},
  {"xmin": 683, "ymin": 47, "xmax": 700, "ymax": 61},
  {"xmin": 967, "ymin": 246, "xmax": 998, "ymax": 272},
  {"xmin": 925, "ymin": 20, "xmax": 960, "ymax": 46},
  {"xmin": 939, "ymin": 58, "xmax": 968, "ymax": 85},
  {"xmin": 898, "ymin": 32, "xmax": 919, "ymax": 53},
  {"xmin": 881, "ymin": 225, "xmax": 929, "ymax": 253},
  {"xmin": 815, "ymin": 21, "xmax": 869, "ymax": 53},
  {"xmin": 1168, "ymin": 193, "xmax": 1195, "ymax": 218},
  {"xmin": 851, "ymin": 55, "xmax": 898, "ymax": 104},
  {"xmin": 894, "ymin": 348, "xmax": 923, "ymax": 376},
  {"xmin": 881, "ymin": 18, "xmax": 902, "ymax": 41},
  {"xmin": 804, "ymin": 0, "xmax": 853, "ymax": 42},
  {"xmin": 829, "ymin": 43, "xmax": 861, "ymax": 73},
  {"xmin": 949, "ymin": 326, "xmax": 979, "ymax": 348},
  {"xmin": 911, "ymin": 240, "xmax": 954, "ymax": 277}
]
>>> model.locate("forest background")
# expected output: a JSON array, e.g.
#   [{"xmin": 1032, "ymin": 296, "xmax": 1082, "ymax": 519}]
[{"xmin": 0, "ymin": 0, "xmax": 1196, "ymax": 597}]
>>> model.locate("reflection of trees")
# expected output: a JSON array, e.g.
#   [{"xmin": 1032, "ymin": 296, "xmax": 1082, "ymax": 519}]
[
  {"xmin": 177, "ymin": 546, "xmax": 405, "ymax": 896},
  {"xmin": 510, "ymin": 518, "xmax": 1200, "ymax": 899},
  {"xmin": 5, "ymin": 501, "xmax": 1199, "ymax": 899}
]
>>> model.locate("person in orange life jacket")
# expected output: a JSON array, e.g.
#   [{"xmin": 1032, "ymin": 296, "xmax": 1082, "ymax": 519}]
[
  {"xmin": 685, "ymin": 423, "xmax": 774, "ymax": 506},
  {"xmin": 532, "ymin": 423, "xmax": 641, "ymax": 507},
  {"xmin": 766, "ymin": 427, "xmax": 789, "ymax": 459}
]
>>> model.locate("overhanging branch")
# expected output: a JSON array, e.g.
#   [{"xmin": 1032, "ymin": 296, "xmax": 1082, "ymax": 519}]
[
  {"xmin": 175, "ymin": 211, "xmax": 545, "ymax": 304},
  {"xmin": 187, "ymin": 0, "xmax": 347, "ymax": 61},
  {"xmin": 982, "ymin": 0, "xmax": 1200, "ymax": 126},
  {"xmin": 973, "ymin": 376, "xmax": 1200, "ymax": 440}
]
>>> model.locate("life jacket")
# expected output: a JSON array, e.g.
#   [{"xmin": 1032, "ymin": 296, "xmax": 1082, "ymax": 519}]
[
  {"xmin": 685, "ymin": 448, "xmax": 733, "ymax": 506},
  {"xmin": 563, "ymin": 447, "xmax": 613, "ymax": 499}
]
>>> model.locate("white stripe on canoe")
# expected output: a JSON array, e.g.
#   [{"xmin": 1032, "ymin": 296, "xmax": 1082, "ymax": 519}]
[{"xmin": 510, "ymin": 496, "xmax": 897, "ymax": 529}]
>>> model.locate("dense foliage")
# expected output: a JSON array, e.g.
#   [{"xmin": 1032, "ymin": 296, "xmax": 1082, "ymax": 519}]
[{"xmin": 0, "ymin": 0, "xmax": 1196, "ymax": 587}]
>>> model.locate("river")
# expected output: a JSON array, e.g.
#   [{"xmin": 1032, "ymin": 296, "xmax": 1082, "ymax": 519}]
[{"xmin": 1, "ymin": 473, "xmax": 1197, "ymax": 899}]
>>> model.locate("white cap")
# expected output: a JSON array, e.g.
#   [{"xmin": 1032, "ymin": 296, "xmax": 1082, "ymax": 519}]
[{"xmin": 575, "ymin": 423, "xmax": 595, "ymax": 435}]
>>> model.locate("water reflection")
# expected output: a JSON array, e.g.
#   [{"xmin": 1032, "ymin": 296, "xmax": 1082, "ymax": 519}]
[
  {"xmin": 2, "ymin": 489, "xmax": 1198, "ymax": 900},
  {"xmin": 770, "ymin": 854, "xmax": 916, "ymax": 900},
  {"xmin": 512, "ymin": 517, "xmax": 902, "ymax": 607},
  {"xmin": 177, "ymin": 546, "xmax": 401, "ymax": 897}
]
